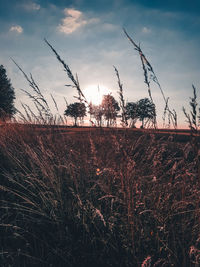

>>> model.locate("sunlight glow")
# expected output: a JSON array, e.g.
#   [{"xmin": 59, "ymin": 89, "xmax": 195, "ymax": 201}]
[{"xmin": 83, "ymin": 85, "xmax": 111, "ymax": 105}]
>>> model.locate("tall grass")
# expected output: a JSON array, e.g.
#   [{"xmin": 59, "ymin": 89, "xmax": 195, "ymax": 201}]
[
  {"xmin": 12, "ymin": 59, "xmax": 66, "ymax": 125},
  {"xmin": 183, "ymin": 85, "xmax": 200, "ymax": 180},
  {"xmin": 0, "ymin": 31, "xmax": 199, "ymax": 267},
  {"xmin": 123, "ymin": 29, "xmax": 177, "ymax": 129},
  {"xmin": 0, "ymin": 123, "xmax": 199, "ymax": 266},
  {"xmin": 114, "ymin": 66, "xmax": 128, "ymax": 127},
  {"xmin": 44, "ymin": 39, "xmax": 88, "ymax": 106},
  {"xmin": 183, "ymin": 85, "xmax": 199, "ymax": 133}
]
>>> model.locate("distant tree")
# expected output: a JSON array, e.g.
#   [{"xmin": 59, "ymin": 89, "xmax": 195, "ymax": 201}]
[
  {"xmin": 101, "ymin": 94, "xmax": 120, "ymax": 127},
  {"xmin": 137, "ymin": 98, "xmax": 156, "ymax": 128},
  {"xmin": 64, "ymin": 102, "xmax": 86, "ymax": 126},
  {"xmin": 125, "ymin": 102, "xmax": 138, "ymax": 128},
  {"xmin": 89, "ymin": 103, "xmax": 104, "ymax": 127},
  {"xmin": 0, "ymin": 65, "xmax": 16, "ymax": 121}
]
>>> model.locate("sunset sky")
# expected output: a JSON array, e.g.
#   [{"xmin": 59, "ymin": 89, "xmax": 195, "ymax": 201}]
[{"xmin": 0, "ymin": 0, "xmax": 200, "ymax": 127}]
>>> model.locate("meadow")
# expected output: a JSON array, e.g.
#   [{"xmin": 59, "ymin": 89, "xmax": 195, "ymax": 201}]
[
  {"xmin": 0, "ymin": 123, "xmax": 199, "ymax": 266},
  {"xmin": 1, "ymin": 31, "xmax": 200, "ymax": 267}
]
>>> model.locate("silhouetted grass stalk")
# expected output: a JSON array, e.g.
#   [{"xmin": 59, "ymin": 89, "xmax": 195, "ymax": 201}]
[
  {"xmin": 12, "ymin": 59, "xmax": 66, "ymax": 125},
  {"xmin": 114, "ymin": 66, "xmax": 128, "ymax": 127},
  {"xmin": 123, "ymin": 28, "xmax": 177, "ymax": 129},
  {"xmin": 44, "ymin": 39, "xmax": 89, "ymax": 106},
  {"xmin": 183, "ymin": 85, "xmax": 199, "ymax": 133}
]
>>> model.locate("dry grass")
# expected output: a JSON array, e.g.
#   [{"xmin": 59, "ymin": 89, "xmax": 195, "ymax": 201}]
[
  {"xmin": 0, "ymin": 29, "xmax": 199, "ymax": 267},
  {"xmin": 0, "ymin": 123, "xmax": 199, "ymax": 266},
  {"xmin": 123, "ymin": 28, "xmax": 177, "ymax": 129}
]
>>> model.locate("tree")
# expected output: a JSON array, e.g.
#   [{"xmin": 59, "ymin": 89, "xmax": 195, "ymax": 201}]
[
  {"xmin": 101, "ymin": 94, "xmax": 120, "ymax": 127},
  {"xmin": 0, "ymin": 65, "xmax": 16, "ymax": 121},
  {"xmin": 64, "ymin": 102, "xmax": 86, "ymax": 126},
  {"xmin": 89, "ymin": 103, "xmax": 104, "ymax": 127},
  {"xmin": 125, "ymin": 102, "xmax": 138, "ymax": 128},
  {"xmin": 137, "ymin": 98, "xmax": 156, "ymax": 128}
]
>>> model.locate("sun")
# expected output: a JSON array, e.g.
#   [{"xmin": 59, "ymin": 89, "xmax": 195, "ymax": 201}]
[{"xmin": 83, "ymin": 85, "xmax": 111, "ymax": 105}]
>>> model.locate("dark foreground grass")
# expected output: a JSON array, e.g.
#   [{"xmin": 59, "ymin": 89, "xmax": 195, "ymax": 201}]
[{"xmin": 0, "ymin": 124, "xmax": 199, "ymax": 266}]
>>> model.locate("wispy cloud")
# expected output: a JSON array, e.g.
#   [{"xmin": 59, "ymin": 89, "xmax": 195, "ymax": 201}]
[
  {"xmin": 9, "ymin": 25, "xmax": 23, "ymax": 34},
  {"xmin": 58, "ymin": 8, "xmax": 99, "ymax": 34},
  {"xmin": 23, "ymin": 2, "xmax": 40, "ymax": 11},
  {"xmin": 142, "ymin": 26, "xmax": 151, "ymax": 34}
]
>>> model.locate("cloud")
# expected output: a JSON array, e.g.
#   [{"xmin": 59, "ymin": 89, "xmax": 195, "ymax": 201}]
[
  {"xmin": 142, "ymin": 26, "xmax": 151, "ymax": 34},
  {"xmin": 58, "ymin": 8, "xmax": 99, "ymax": 34},
  {"xmin": 9, "ymin": 25, "xmax": 23, "ymax": 34},
  {"xmin": 102, "ymin": 23, "xmax": 118, "ymax": 31},
  {"xmin": 23, "ymin": 2, "xmax": 40, "ymax": 11}
]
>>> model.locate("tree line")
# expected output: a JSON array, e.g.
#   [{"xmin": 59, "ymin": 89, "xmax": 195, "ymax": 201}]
[
  {"xmin": 0, "ymin": 64, "xmax": 155, "ymax": 128},
  {"xmin": 65, "ymin": 94, "xmax": 156, "ymax": 128},
  {"xmin": 1, "ymin": 62, "xmax": 198, "ymax": 130},
  {"xmin": 0, "ymin": 64, "xmax": 156, "ymax": 128}
]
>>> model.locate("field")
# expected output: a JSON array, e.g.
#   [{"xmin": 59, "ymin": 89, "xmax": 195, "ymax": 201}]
[{"xmin": 0, "ymin": 123, "xmax": 199, "ymax": 267}]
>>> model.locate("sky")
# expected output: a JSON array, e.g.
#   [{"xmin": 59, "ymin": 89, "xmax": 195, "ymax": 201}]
[{"xmin": 0, "ymin": 0, "xmax": 200, "ymax": 127}]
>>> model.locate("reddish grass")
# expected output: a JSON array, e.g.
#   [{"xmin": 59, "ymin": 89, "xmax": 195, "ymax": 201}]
[{"xmin": 0, "ymin": 123, "xmax": 199, "ymax": 266}]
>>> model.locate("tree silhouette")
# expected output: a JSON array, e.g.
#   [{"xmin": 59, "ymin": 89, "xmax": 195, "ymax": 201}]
[
  {"xmin": 89, "ymin": 103, "xmax": 104, "ymax": 127},
  {"xmin": 0, "ymin": 65, "xmax": 16, "ymax": 121},
  {"xmin": 125, "ymin": 102, "xmax": 138, "ymax": 128},
  {"xmin": 64, "ymin": 102, "xmax": 86, "ymax": 126},
  {"xmin": 137, "ymin": 98, "xmax": 156, "ymax": 128},
  {"xmin": 101, "ymin": 94, "xmax": 120, "ymax": 127}
]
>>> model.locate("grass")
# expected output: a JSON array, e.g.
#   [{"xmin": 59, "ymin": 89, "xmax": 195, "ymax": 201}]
[
  {"xmin": 0, "ymin": 30, "xmax": 199, "ymax": 267},
  {"xmin": 0, "ymin": 123, "xmax": 199, "ymax": 266}
]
